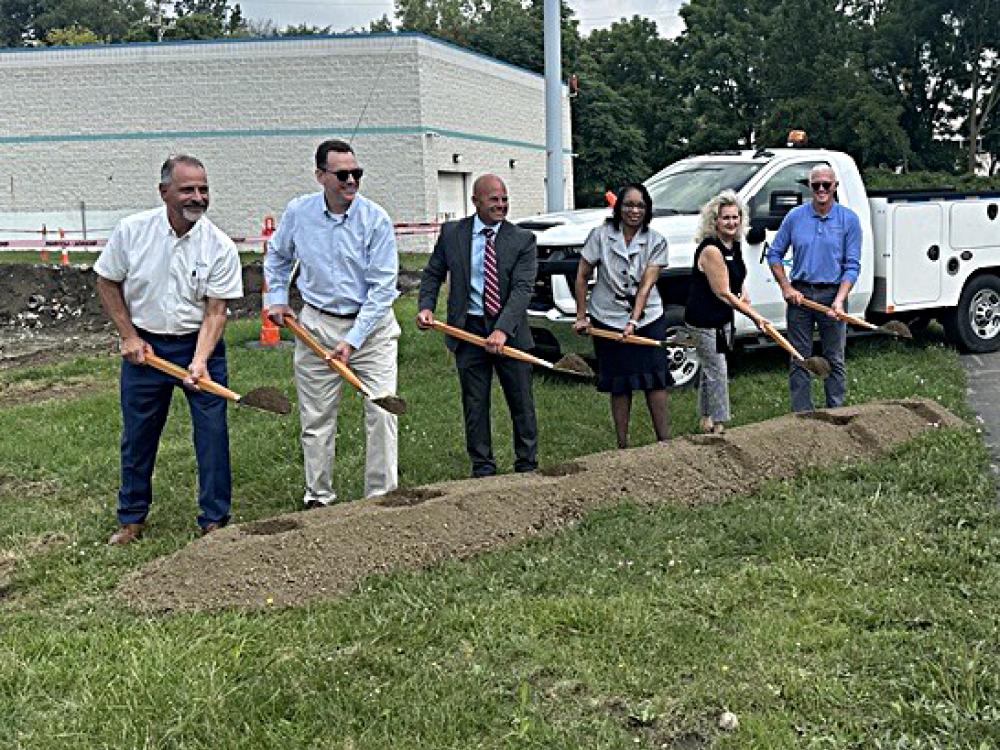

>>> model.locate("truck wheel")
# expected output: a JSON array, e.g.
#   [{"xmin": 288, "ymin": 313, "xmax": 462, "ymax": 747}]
[
  {"xmin": 943, "ymin": 275, "xmax": 1000, "ymax": 353},
  {"xmin": 663, "ymin": 306, "xmax": 700, "ymax": 388}
]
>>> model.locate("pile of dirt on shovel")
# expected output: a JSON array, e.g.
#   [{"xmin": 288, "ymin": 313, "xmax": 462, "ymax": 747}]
[{"xmin": 118, "ymin": 398, "xmax": 965, "ymax": 614}]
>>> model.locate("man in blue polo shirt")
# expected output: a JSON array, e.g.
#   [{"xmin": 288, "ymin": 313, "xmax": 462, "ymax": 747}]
[{"xmin": 767, "ymin": 164, "xmax": 862, "ymax": 412}]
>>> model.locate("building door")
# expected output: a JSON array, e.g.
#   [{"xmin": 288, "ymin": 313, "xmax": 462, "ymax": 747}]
[{"xmin": 437, "ymin": 171, "xmax": 469, "ymax": 222}]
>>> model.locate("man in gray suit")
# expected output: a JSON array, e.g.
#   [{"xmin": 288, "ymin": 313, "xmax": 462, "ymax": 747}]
[{"xmin": 416, "ymin": 174, "xmax": 538, "ymax": 477}]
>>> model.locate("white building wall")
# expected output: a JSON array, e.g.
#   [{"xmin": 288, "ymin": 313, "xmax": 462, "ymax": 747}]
[{"xmin": 0, "ymin": 34, "xmax": 573, "ymax": 247}]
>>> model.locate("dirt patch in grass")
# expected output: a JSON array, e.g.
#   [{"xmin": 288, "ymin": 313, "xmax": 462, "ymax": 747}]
[
  {"xmin": 0, "ymin": 531, "xmax": 71, "ymax": 597},
  {"xmin": 0, "ymin": 375, "xmax": 110, "ymax": 407},
  {"xmin": 117, "ymin": 398, "xmax": 966, "ymax": 614}
]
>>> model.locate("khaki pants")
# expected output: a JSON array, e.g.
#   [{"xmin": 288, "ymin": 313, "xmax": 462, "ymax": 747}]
[{"xmin": 294, "ymin": 305, "xmax": 399, "ymax": 503}]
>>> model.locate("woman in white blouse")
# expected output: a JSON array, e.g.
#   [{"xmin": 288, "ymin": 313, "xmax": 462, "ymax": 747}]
[{"xmin": 572, "ymin": 183, "xmax": 671, "ymax": 448}]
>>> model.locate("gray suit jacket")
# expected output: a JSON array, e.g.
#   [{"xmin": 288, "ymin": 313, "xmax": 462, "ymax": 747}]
[{"xmin": 418, "ymin": 216, "xmax": 538, "ymax": 351}]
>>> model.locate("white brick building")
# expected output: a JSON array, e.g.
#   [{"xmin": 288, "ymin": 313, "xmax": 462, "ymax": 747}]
[{"xmin": 0, "ymin": 33, "xmax": 573, "ymax": 249}]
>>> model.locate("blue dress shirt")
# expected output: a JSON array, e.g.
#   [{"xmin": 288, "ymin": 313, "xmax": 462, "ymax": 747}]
[
  {"xmin": 264, "ymin": 192, "xmax": 399, "ymax": 350},
  {"xmin": 765, "ymin": 202, "xmax": 862, "ymax": 285},
  {"xmin": 468, "ymin": 214, "xmax": 501, "ymax": 316}
]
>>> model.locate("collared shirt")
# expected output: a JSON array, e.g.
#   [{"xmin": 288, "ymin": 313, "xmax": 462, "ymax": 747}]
[
  {"xmin": 468, "ymin": 214, "xmax": 500, "ymax": 316},
  {"xmin": 94, "ymin": 207, "xmax": 243, "ymax": 335},
  {"xmin": 580, "ymin": 222, "xmax": 668, "ymax": 328},
  {"xmin": 765, "ymin": 201, "xmax": 862, "ymax": 284},
  {"xmin": 264, "ymin": 191, "xmax": 399, "ymax": 350}
]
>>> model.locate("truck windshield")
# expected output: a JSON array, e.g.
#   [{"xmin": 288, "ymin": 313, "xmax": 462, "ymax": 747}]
[{"xmin": 644, "ymin": 162, "xmax": 763, "ymax": 214}]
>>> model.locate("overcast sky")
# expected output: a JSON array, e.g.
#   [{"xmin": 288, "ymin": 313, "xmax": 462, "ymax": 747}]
[{"xmin": 236, "ymin": 0, "xmax": 687, "ymax": 37}]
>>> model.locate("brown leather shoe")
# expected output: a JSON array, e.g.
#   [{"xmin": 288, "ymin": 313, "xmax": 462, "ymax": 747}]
[
  {"xmin": 108, "ymin": 522, "xmax": 144, "ymax": 546},
  {"xmin": 200, "ymin": 522, "xmax": 224, "ymax": 537}
]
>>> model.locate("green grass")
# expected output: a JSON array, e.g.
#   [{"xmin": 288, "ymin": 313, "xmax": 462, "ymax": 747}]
[{"xmin": 1, "ymin": 296, "xmax": 998, "ymax": 749}]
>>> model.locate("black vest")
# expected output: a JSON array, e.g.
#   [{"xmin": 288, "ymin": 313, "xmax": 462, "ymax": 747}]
[{"xmin": 684, "ymin": 238, "xmax": 747, "ymax": 328}]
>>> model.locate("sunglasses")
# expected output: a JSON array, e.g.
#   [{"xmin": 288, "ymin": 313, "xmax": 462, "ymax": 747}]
[
  {"xmin": 320, "ymin": 167, "xmax": 364, "ymax": 182},
  {"xmin": 810, "ymin": 181, "xmax": 834, "ymax": 191}
]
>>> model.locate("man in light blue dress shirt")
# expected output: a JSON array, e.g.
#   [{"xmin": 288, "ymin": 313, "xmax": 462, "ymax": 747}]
[
  {"xmin": 265, "ymin": 139, "xmax": 400, "ymax": 505},
  {"xmin": 767, "ymin": 164, "xmax": 862, "ymax": 412}
]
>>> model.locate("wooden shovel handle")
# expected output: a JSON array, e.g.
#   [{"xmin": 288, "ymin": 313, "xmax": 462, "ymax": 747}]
[
  {"xmin": 587, "ymin": 325, "xmax": 663, "ymax": 348},
  {"xmin": 799, "ymin": 297, "xmax": 878, "ymax": 332},
  {"xmin": 143, "ymin": 351, "xmax": 241, "ymax": 402},
  {"xmin": 282, "ymin": 316, "xmax": 368, "ymax": 395},
  {"xmin": 761, "ymin": 321, "xmax": 807, "ymax": 363},
  {"xmin": 430, "ymin": 320, "xmax": 554, "ymax": 369}
]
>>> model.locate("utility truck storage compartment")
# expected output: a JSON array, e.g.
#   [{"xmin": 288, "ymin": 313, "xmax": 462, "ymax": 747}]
[{"xmin": 950, "ymin": 200, "xmax": 1000, "ymax": 250}]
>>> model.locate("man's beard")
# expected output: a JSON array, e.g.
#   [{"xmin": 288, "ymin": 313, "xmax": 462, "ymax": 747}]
[{"xmin": 181, "ymin": 206, "xmax": 206, "ymax": 223}]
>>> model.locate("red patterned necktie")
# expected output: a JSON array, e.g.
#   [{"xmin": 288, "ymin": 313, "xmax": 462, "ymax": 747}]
[{"xmin": 482, "ymin": 226, "xmax": 501, "ymax": 317}]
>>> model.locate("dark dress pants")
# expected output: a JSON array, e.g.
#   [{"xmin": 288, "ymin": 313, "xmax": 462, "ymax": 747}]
[
  {"xmin": 117, "ymin": 331, "xmax": 232, "ymax": 529},
  {"xmin": 786, "ymin": 282, "xmax": 847, "ymax": 412},
  {"xmin": 455, "ymin": 316, "xmax": 538, "ymax": 477}
]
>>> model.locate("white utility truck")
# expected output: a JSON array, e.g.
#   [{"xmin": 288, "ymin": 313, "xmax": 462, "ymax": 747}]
[{"xmin": 520, "ymin": 146, "xmax": 1000, "ymax": 385}]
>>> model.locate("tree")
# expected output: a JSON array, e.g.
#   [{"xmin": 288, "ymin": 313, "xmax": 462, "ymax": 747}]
[
  {"xmin": 755, "ymin": 0, "xmax": 909, "ymax": 166},
  {"xmin": 674, "ymin": 0, "xmax": 773, "ymax": 152},
  {"xmin": 369, "ymin": 15, "xmax": 392, "ymax": 33},
  {"xmin": 172, "ymin": 0, "xmax": 244, "ymax": 34},
  {"xmin": 394, "ymin": 0, "xmax": 581, "ymax": 75},
  {"xmin": 582, "ymin": 16, "xmax": 684, "ymax": 171},
  {"xmin": 280, "ymin": 23, "xmax": 332, "ymax": 36},
  {"xmin": 937, "ymin": 0, "xmax": 1000, "ymax": 172},
  {"xmin": 44, "ymin": 23, "xmax": 99, "ymax": 44},
  {"xmin": 0, "ymin": 0, "xmax": 147, "ymax": 46},
  {"xmin": 856, "ymin": 0, "xmax": 962, "ymax": 170},
  {"xmin": 571, "ymin": 75, "xmax": 649, "ymax": 206}
]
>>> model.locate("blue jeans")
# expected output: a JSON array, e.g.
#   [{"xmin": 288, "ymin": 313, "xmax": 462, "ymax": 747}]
[
  {"xmin": 786, "ymin": 282, "xmax": 847, "ymax": 413},
  {"xmin": 117, "ymin": 331, "xmax": 231, "ymax": 529}
]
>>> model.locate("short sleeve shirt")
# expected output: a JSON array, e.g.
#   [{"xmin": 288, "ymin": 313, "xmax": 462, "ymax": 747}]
[
  {"xmin": 94, "ymin": 207, "xmax": 243, "ymax": 335},
  {"xmin": 580, "ymin": 222, "xmax": 668, "ymax": 328}
]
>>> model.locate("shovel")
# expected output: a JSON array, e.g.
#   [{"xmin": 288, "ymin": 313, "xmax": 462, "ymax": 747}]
[
  {"xmin": 429, "ymin": 320, "xmax": 594, "ymax": 378},
  {"xmin": 799, "ymin": 297, "xmax": 913, "ymax": 339},
  {"xmin": 760, "ymin": 321, "xmax": 832, "ymax": 379},
  {"xmin": 586, "ymin": 325, "xmax": 696, "ymax": 349},
  {"xmin": 143, "ymin": 352, "xmax": 291, "ymax": 414},
  {"xmin": 282, "ymin": 316, "xmax": 407, "ymax": 416}
]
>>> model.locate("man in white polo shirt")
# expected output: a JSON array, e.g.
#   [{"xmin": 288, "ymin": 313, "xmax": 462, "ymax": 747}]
[{"xmin": 94, "ymin": 155, "xmax": 243, "ymax": 545}]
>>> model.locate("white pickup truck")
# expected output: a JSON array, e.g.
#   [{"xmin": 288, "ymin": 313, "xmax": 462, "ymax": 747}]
[{"xmin": 519, "ymin": 147, "xmax": 1000, "ymax": 385}]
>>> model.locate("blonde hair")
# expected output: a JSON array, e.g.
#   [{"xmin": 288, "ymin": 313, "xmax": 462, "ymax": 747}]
[{"xmin": 694, "ymin": 189, "xmax": 748, "ymax": 244}]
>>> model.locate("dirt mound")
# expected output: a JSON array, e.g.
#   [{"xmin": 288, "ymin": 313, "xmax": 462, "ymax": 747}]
[{"xmin": 118, "ymin": 398, "xmax": 965, "ymax": 614}]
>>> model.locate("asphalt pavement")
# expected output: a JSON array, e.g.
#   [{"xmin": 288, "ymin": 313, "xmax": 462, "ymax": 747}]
[{"xmin": 962, "ymin": 350, "xmax": 1000, "ymax": 480}]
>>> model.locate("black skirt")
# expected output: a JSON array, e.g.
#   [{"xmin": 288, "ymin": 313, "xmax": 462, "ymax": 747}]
[{"xmin": 591, "ymin": 315, "xmax": 673, "ymax": 394}]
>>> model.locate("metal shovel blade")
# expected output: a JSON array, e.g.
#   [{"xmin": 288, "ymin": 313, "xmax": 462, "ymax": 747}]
[
  {"xmin": 239, "ymin": 386, "xmax": 292, "ymax": 414},
  {"xmin": 803, "ymin": 356, "xmax": 832, "ymax": 379},
  {"xmin": 553, "ymin": 353, "xmax": 595, "ymax": 378},
  {"xmin": 371, "ymin": 393, "xmax": 408, "ymax": 416},
  {"xmin": 880, "ymin": 320, "xmax": 913, "ymax": 339}
]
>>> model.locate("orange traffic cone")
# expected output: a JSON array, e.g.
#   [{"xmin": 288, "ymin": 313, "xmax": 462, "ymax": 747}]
[
  {"xmin": 59, "ymin": 228, "xmax": 69, "ymax": 266},
  {"xmin": 259, "ymin": 307, "xmax": 281, "ymax": 346},
  {"xmin": 256, "ymin": 215, "xmax": 281, "ymax": 347}
]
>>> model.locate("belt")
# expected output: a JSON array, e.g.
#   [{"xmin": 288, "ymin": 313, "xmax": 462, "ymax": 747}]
[
  {"xmin": 307, "ymin": 303, "xmax": 359, "ymax": 320},
  {"xmin": 136, "ymin": 327, "xmax": 199, "ymax": 340},
  {"xmin": 793, "ymin": 281, "xmax": 839, "ymax": 288}
]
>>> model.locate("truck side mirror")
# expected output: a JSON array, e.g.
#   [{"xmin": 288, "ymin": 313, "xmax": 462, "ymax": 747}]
[{"xmin": 746, "ymin": 225, "xmax": 766, "ymax": 245}]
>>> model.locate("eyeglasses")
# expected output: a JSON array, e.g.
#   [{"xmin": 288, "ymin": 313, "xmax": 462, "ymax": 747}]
[
  {"xmin": 810, "ymin": 181, "xmax": 834, "ymax": 191},
  {"xmin": 319, "ymin": 167, "xmax": 364, "ymax": 182},
  {"xmin": 621, "ymin": 202, "xmax": 646, "ymax": 210}
]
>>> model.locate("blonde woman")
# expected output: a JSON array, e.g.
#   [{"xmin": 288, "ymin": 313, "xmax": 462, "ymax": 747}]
[{"xmin": 684, "ymin": 190, "xmax": 767, "ymax": 434}]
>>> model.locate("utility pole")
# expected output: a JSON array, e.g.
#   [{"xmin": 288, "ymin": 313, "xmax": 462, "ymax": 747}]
[
  {"xmin": 154, "ymin": 0, "xmax": 164, "ymax": 42},
  {"xmin": 543, "ymin": 0, "xmax": 564, "ymax": 211}
]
